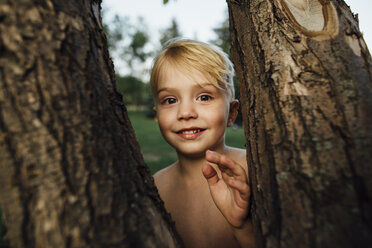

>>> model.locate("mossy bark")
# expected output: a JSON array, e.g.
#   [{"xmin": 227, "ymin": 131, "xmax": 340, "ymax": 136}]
[
  {"xmin": 228, "ymin": 0, "xmax": 372, "ymax": 247},
  {"xmin": 0, "ymin": 0, "xmax": 182, "ymax": 247}
]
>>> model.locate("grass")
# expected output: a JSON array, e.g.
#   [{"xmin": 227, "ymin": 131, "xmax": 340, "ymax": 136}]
[{"xmin": 128, "ymin": 111, "xmax": 246, "ymax": 174}]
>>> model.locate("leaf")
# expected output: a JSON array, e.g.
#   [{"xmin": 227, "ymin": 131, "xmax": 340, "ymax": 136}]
[{"xmin": 163, "ymin": 0, "xmax": 169, "ymax": 4}]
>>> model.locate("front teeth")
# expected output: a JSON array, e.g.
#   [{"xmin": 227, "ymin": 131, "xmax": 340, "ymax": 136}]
[{"xmin": 180, "ymin": 129, "xmax": 201, "ymax": 134}]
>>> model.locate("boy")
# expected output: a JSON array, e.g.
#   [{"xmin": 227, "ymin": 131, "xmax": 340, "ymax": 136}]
[{"xmin": 151, "ymin": 39, "xmax": 254, "ymax": 248}]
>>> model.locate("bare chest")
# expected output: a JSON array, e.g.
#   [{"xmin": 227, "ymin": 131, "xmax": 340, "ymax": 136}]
[{"xmin": 164, "ymin": 187, "xmax": 240, "ymax": 248}]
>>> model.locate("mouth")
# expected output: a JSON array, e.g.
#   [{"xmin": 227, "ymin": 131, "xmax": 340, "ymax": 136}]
[
  {"xmin": 177, "ymin": 128, "xmax": 206, "ymax": 134},
  {"xmin": 176, "ymin": 128, "xmax": 206, "ymax": 140}
]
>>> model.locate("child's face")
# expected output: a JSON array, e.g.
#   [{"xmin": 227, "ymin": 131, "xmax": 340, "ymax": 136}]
[{"xmin": 154, "ymin": 66, "xmax": 237, "ymax": 157}]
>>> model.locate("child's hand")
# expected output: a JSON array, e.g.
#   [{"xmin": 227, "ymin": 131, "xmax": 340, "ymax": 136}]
[{"xmin": 202, "ymin": 150, "xmax": 250, "ymax": 228}]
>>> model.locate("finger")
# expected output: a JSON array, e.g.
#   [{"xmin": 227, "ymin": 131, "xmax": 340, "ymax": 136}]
[
  {"xmin": 219, "ymin": 155, "xmax": 247, "ymax": 178},
  {"xmin": 233, "ymin": 188, "xmax": 249, "ymax": 210},
  {"xmin": 206, "ymin": 150, "xmax": 248, "ymax": 179},
  {"xmin": 219, "ymin": 162, "xmax": 234, "ymax": 177},
  {"xmin": 228, "ymin": 179, "xmax": 250, "ymax": 201},
  {"xmin": 205, "ymin": 150, "xmax": 222, "ymax": 165},
  {"xmin": 221, "ymin": 171, "xmax": 231, "ymax": 183},
  {"xmin": 207, "ymin": 150, "xmax": 246, "ymax": 178},
  {"xmin": 202, "ymin": 164, "xmax": 219, "ymax": 185},
  {"xmin": 206, "ymin": 150, "xmax": 234, "ymax": 176},
  {"xmin": 206, "ymin": 150, "xmax": 231, "ymax": 176}
]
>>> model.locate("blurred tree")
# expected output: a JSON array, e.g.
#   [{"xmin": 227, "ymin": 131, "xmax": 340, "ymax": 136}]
[
  {"xmin": 159, "ymin": 18, "xmax": 182, "ymax": 47},
  {"xmin": 103, "ymin": 14, "xmax": 151, "ymax": 76},
  {"xmin": 103, "ymin": 13, "xmax": 151, "ymax": 109},
  {"xmin": 210, "ymin": 15, "xmax": 242, "ymax": 126},
  {"xmin": 124, "ymin": 17, "xmax": 151, "ymax": 71},
  {"xmin": 129, "ymin": 30, "xmax": 149, "ymax": 63},
  {"xmin": 210, "ymin": 16, "xmax": 230, "ymax": 55},
  {"xmin": 117, "ymin": 75, "xmax": 146, "ymax": 106},
  {"xmin": 103, "ymin": 14, "xmax": 130, "ymax": 52}
]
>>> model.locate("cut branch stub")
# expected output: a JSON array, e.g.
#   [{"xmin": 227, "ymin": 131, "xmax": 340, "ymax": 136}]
[{"xmin": 279, "ymin": 0, "xmax": 339, "ymax": 40}]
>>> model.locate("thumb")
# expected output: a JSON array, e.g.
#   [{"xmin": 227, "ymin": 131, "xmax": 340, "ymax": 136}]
[{"xmin": 202, "ymin": 164, "xmax": 219, "ymax": 185}]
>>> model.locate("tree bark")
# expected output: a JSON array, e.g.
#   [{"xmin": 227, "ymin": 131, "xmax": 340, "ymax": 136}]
[
  {"xmin": 0, "ymin": 0, "xmax": 182, "ymax": 247},
  {"xmin": 228, "ymin": 0, "xmax": 372, "ymax": 247}
]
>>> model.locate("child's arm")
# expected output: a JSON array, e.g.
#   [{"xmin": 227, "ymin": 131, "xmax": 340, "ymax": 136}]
[{"xmin": 202, "ymin": 150, "xmax": 254, "ymax": 248}]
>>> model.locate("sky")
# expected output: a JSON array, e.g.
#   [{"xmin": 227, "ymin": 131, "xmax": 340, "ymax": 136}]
[{"xmin": 102, "ymin": 0, "xmax": 372, "ymax": 76}]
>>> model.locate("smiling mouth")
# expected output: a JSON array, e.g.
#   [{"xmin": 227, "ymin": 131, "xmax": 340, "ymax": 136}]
[
  {"xmin": 177, "ymin": 128, "xmax": 206, "ymax": 134},
  {"xmin": 176, "ymin": 128, "xmax": 206, "ymax": 140}
]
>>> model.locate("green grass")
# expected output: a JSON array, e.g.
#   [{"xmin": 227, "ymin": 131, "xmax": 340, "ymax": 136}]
[
  {"xmin": 128, "ymin": 111, "xmax": 246, "ymax": 174},
  {"xmin": 128, "ymin": 111, "xmax": 177, "ymax": 174}
]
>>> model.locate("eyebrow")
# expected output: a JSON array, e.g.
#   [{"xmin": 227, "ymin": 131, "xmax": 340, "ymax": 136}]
[
  {"xmin": 157, "ymin": 83, "xmax": 216, "ymax": 95},
  {"xmin": 157, "ymin": 87, "xmax": 170, "ymax": 95}
]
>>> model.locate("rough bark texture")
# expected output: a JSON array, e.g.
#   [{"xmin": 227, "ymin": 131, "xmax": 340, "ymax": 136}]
[
  {"xmin": 0, "ymin": 0, "xmax": 182, "ymax": 247},
  {"xmin": 228, "ymin": 0, "xmax": 372, "ymax": 247}
]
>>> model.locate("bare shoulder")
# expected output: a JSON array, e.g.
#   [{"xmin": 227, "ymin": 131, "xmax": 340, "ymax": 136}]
[
  {"xmin": 226, "ymin": 146, "xmax": 248, "ymax": 172},
  {"xmin": 153, "ymin": 163, "xmax": 178, "ymax": 198},
  {"xmin": 226, "ymin": 146, "xmax": 246, "ymax": 162}
]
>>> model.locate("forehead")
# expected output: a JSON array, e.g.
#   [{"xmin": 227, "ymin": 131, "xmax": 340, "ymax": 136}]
[{"xmin": 157, "ymin": 63, "xmax": 215, "ymax": 89}]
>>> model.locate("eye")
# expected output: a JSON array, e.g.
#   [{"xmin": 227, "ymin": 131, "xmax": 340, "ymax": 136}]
[
  {"xmin": 162, "ymin": 98, "xmax": 177, "ymax": 105},
  {"xmin": 197, "ymin": 95, "xmax": 212, "ymax": 101}
]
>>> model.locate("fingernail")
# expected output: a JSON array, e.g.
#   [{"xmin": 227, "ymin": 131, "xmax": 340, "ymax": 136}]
[{"xmin": 206, "ymin": 150, "xmax": 215, "ymax": 156}]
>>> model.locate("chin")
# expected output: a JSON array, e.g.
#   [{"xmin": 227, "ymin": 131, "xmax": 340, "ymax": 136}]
[
  {"xmin": 174, "ymin": 145, "xmax": 208, "ymax": 158},
  {"xmin": 178, "ymin": 150, "xmax": 206, "ymax": 159}
]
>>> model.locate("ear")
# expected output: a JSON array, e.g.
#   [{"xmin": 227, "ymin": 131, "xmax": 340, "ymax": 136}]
[
  {"xmin": 152, "ymin": 106, "xmax": 158, "ymax": 122},
  {"xmin": 227, "ymin": 100, "xmax": 239, "ymax": 127}
]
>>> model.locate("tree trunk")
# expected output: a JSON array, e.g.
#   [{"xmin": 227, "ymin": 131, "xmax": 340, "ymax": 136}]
[
  {"xmin": 228, "ymin": 0, "xmax": 372, "ymax": 247},
  {"xmin": 0, "ymin": 0, "xmax": 182, "ymax": 247}
]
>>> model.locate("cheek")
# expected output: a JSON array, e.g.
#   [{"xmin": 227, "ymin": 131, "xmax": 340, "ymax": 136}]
[
  {"xmin": 206, "ymin": 104, "xmax": 229, "ymax": 126},
  {"xmin": 215, "ymin": 114, "xmax": 228, "ymax": 127},
  {"xmin": 157, "ymin": 109, "xmax": 174, "ymax": 130}
]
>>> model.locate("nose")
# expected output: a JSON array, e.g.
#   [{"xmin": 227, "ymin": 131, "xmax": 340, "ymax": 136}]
[{"xmin": 177, "ymin": 101, "xmax": 198, "ymax": 120}]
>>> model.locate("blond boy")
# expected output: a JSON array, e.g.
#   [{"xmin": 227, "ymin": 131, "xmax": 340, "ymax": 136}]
[{"xmin": 151, "ymin": 39, "xmax": 254, "ymax": 248}]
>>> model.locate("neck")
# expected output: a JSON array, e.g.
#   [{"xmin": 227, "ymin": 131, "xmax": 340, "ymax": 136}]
[{"xmin": 175, "ymin": 144, "xmax": 228, "ymax": 184}]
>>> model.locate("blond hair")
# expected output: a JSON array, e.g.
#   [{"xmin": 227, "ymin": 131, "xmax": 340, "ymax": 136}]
[{"xmin": 150, "ymin": 39, "xmax": 235, "ymax": 102}]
